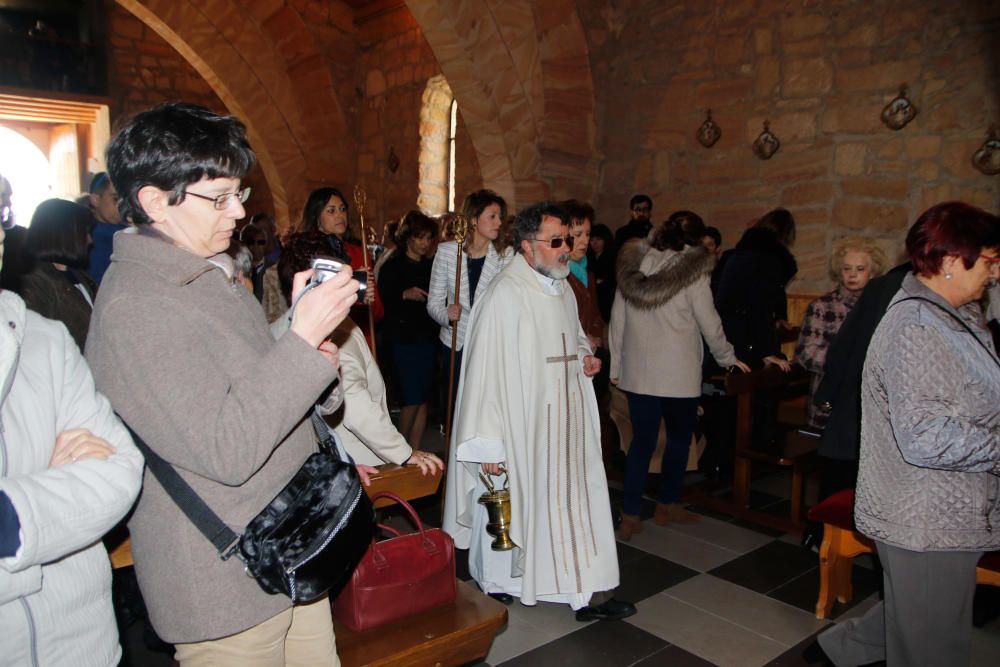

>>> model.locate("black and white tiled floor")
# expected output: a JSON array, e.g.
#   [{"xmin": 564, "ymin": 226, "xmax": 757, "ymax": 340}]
[
  {"xmin": 121, "ymin": 426, "xmax": 1000, "ymax": 666},
  {"xmin": 455, "ymin": 470, "xmax": 1000, "ymax": 667}
]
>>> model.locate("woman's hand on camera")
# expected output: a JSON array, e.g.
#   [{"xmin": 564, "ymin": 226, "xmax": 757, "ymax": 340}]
[{"xmin": 290, "ymin": 268, "xmax": 359, "ymax": 348}]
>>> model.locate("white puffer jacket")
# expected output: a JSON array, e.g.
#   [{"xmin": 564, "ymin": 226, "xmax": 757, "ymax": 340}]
[{"xmin": 0, "ymin": 291, "xmax": 143, "ymax": 667}]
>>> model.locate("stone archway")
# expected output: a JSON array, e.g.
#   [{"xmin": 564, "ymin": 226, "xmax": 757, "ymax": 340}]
[
  {"xmin": 407, "ymin": 0, "xmax": 598, "ymax": 209},
  {"xmin": 115, "ymin": 0, "xmax": 355, "ymax": 233}
]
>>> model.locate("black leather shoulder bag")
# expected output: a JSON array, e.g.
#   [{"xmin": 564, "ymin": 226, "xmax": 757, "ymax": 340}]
[{"xmin": 128, "ymin": 410, "xmax": 375, "ymax": 604}]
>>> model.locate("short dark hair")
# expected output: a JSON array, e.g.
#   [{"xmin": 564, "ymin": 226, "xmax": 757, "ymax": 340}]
[
  {"xmin": 906, "ymin": 202, "xmax": 1000, "ymax": 277},
  {"xmin": 590, "ymin": 223, "xmax": 613, "ymax": 248},
  {"xmin": 629, "ymin": 194, "xmax": 652, "ymax": 210},
  {"xmin": 754, "ymin": 208, "xmax": 796, "ymax": 246},
  {"xmin": 512, "ymin": 201, "xmax": 569, "ymax": 254},
  {"xmin": 666, "ymin": 210, "xmax": 706, "ymax": 246},
  {"xmin": 277, "ymin": 231, "xmax": 332, "ymax": 304},
  {"xmin": 397, "ymin": 210, "xmax": 438, "ymax": 247},
  {"xmin": 26, "ymin": 199, "xmax": 94, "ymax": 268},
  {"xmin": 301, "ymin": 187, "xmax": 348, "ymax": 235},
  {"xmin": 239, "ymin": 222, "xmax": 265, "ymax": 243},
  {"xmin": 650, "ymin": 220, "xmax": 686, "ymax": 252},
  {"xmin": 106, "ymin": 103, "xmax": 255, "ymax": 226},
  {"xmin": 703, "ymin": 226, "xmax": 722, "ymax": 247},
  {"xmin": 88, "ymin": 172, "xmax": 111, "ymax": 195},
  {"xmin": 461, "ymin": 189, "xmax": 507, "ymax": 225},
  {"xmin": 561, "ymin": 199, "xmax": 595, "ymax": 227}
]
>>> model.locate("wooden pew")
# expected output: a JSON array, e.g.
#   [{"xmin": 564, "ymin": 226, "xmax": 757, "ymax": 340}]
[
  {"xmin": 110, "ymin": 464, "xmax": 508, "ymax": 667},
  {"xmin": 334, "ymin": 464, "xmax": 508, "ymax": 667},
  {"xmin": 695, "ymin": 364, "xmax": 818, "ymax": 533}
]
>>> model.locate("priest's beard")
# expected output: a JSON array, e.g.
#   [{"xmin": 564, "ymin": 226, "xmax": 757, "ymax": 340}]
[{"xmin": 535, "ymin": 253, "xmax": 571, "ymax": 280}]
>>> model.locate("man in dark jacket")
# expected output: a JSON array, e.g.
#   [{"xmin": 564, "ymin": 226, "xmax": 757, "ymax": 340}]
[
  {"xmin": 812, "ymin": 263, "xmax": 911, "ymax": 497},
  {"xmin": 614, "ymin": 194, "xmax": 654, "ymax": 248}
]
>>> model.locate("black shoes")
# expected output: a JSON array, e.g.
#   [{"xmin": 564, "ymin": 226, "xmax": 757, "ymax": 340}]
[
  {"xmin": 488, "ymin": 592, "xmax": 514, "ymax": 605},
  {"xmin": 575, "ymin": 598, "xmax": 637, "ymax": 622}
]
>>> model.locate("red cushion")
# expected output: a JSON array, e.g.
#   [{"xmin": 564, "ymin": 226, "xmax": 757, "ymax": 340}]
[
  {"xmin": 979, "ymin": 551, "xmax": 1000, "ymax": 572},
  {"xmin": 806, "ymin": 488, "xmax": 855, "ymax": 529}
]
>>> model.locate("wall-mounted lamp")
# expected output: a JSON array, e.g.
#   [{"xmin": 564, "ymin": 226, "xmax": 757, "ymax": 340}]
[
  {"xmin": 881, "ymin": 84, "xmax": 917, "ymax": 130},
  {"xmin": 696, "ymin": 110, "xmax": 721, "ymax": 148},
  {"xmin": 972, "ymin": 125, "xmax": 1000, "ymax": 176},
  {"xmin": 752, "ymin": 120, "xmax": 780, "ymax": 160}
]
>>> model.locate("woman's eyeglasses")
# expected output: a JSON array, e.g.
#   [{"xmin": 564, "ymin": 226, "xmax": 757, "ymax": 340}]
[
  {"xmin": 185, "ymin": 187, "xmax": 252, "ymax": 210},
  {"xmin": 527, "ymin": 234, "xmax": 575, "ymax": 249}
]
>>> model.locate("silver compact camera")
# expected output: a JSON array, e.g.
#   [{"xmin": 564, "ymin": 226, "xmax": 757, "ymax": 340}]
[{"xmin": 309, "ymin": 256, "xmax": 367, "ymax": 299}]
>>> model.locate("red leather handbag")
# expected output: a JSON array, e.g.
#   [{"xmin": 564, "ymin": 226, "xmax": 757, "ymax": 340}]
[{"xmin": 332, "ymin": 491, "xmax": 457, "ymax": 632}]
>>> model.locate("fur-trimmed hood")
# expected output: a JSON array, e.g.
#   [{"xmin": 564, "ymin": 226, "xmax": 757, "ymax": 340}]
[{"xmin": 616, "ymin": 240, "xmax": 715, "ymax": 311}]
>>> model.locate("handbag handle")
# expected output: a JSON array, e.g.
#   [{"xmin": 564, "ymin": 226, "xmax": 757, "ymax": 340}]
[{"xmin": 367, "ymin": 491, "xmax": 439, "ymax": 556}]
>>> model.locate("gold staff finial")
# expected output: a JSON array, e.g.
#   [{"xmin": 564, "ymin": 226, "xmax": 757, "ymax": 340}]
[
  {"xmin": 352, "ymin": 185, "xmax": 367, "ymax": 223},
  {"xmin": 453, "ymin": 214, "xmax": 469, "ymax": 246}
]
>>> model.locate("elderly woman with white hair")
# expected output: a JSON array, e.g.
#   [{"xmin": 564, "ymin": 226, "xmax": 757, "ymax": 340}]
[{"xmin": 795, "ymin": 237, "xmax": 886, "ymax": 429}]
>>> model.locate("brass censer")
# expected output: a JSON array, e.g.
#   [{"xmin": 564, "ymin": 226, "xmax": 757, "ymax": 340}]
[{"xmin": 478, "ymin": 467, "xmax": 515, "ymax": 551}]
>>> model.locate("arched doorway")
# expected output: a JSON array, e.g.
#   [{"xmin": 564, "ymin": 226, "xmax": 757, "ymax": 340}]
[{"xmin": 0, "ymin": 126, "xmax": 55, "ymax": 227}]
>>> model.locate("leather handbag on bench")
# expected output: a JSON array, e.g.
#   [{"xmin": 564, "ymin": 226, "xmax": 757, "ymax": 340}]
[{"xmin": 332, "ymin": 491, "xmax": 456, "ymax": 632}]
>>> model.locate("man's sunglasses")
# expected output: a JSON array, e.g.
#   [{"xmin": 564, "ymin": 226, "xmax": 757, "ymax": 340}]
[{"xmin": 527, "ymin": 234, "xmax": 575, "ymax": 249}]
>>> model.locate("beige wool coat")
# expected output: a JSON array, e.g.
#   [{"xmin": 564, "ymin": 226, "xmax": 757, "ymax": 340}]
[
  {"xmin": 86, "ymin": 227, "xmax": 340, "ymax": 643},
  {"xmin": 609, "ymin": 241, "xmax": 739, "ymax": 398}
]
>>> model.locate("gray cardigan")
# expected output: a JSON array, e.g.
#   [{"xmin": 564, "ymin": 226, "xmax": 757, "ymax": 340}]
[
  {"xmin": 86, "ymin": 228, "xmax": 339, "ymax": 643},
  {"xmin": 856, "ymin": 272, "xmax": 1000, "ymax": 551}
]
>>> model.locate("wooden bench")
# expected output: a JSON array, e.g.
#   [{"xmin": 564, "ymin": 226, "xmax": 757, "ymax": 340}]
[
  {"xmin": 808, "ymin": 488, "xmax": 1000, "ymax": 619},
  {"xmin": 695, "ymin": 364, "xmax": 818, "ymax": 533},
  {"xmin": 110, "ymin": 464, "xmax": 508, "ymax": 667}
]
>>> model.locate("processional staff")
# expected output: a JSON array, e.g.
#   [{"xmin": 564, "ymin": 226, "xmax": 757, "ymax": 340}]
[
  {"xmin": 352, "ymin": 185, "xmax": 377, "ymax": 363},
  {"xmin": 441, "ymin": 215, "xmax": 469, "ymax": 486}
]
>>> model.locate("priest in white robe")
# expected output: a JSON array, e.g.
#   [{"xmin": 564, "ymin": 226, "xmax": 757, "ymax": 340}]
[{"xmin": 443, "ymin": 201, "xmax": 636, "ymax": 622}]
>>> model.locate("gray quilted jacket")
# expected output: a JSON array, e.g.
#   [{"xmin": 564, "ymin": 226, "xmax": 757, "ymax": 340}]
[{"xmin": 855, "ymin": 273, "xmax": 1000, "ymax": 551}]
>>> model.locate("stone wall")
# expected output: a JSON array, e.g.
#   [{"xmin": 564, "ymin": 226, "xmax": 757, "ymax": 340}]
[
  {"xmin": 355, "ymin": 5, "xmax": 482, "ymax": 233},
  {"xmin": 104, "ymin": 0, "xmax": 274, "ymax": 220},
  {"xmin": 580, "ymin": 0, "xmax": 1000, "ymax": 291}
]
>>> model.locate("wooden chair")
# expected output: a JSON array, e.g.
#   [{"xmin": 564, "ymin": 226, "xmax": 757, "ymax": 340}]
[
  {"xmin": 108, "ymin": 464, "xmax": 508, "ymax": 667},
  {"xmin": 694, "ymin": 365, "xmax": 818, "ymax": 532},
  {"xmin": 808, "ymin": 488, "xmax": 1000, "ymax": 619}
]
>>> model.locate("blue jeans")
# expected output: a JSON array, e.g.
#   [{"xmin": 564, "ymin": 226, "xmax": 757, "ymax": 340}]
[{"xmin": 623, "ymin": 393, "xmax": 700, "ymax": 516}]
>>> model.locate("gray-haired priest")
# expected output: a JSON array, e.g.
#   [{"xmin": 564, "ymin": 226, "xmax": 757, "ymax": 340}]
[{"xmin": 443, "ymin": 201, "xmax": 635, "ymax": 622}]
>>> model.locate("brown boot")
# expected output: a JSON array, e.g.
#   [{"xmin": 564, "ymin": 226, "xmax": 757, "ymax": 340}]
[
  {"xmin": 617, "ymin": 514, "xmax": 643, "ymax": 541},
  {"xmin": 655, "ymin": 503, "xmax": 701, "ymax": 525}
]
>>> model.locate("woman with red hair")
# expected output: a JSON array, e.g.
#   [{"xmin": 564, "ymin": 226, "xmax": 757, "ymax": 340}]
[{"xmin": 817, "ymin": 202, "xmax": 1000, "ymax": 666}]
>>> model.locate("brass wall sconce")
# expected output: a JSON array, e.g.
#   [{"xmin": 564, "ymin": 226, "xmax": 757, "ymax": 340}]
[
  {"xmin": 972, "ymin": 125, "xmax": 1000, "ymax": 176},
  {"xmin": 696, "ymin": 110, "xmax": 721, "ymax": 148},
  {"xmin": 881, "ymin": 84, "xmax": 918, "ymax": 130},
  {"xmin": 752, "ymin": 120, "xmax": 780, "ymax": 160}
]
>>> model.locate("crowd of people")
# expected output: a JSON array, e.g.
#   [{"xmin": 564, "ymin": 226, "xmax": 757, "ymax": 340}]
[{"xmin": 1, "ymin": 100, "xmax": 999, "ymax": 667}]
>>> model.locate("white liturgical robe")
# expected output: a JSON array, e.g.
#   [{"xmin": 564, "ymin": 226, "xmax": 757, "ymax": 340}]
[{"xmin": 443, "ymin": 254, "xmax": 619, "ymax": 609}]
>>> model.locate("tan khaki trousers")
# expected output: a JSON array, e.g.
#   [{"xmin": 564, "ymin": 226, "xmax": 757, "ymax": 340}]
[{"xmin": 174, "ymin": 596, "xmax": 340, "ymax": 667}]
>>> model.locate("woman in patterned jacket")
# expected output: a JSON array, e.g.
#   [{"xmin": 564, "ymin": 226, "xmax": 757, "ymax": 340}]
[{"xmin": 794, "ymin": 237, "xmax": 886, "ymax": 428}]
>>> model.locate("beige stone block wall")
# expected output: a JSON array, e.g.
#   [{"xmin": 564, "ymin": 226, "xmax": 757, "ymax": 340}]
[{"xmin": 580, "ymin": 0, "xmax": 1000, "ymax": 293}]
